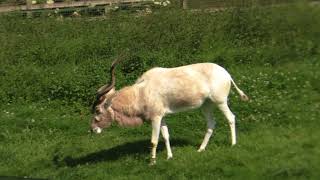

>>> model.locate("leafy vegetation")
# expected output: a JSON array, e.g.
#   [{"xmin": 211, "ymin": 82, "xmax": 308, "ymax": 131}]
[{"xmin": 0, "ymin": 3, "xmax": 320, "ymax": 179}]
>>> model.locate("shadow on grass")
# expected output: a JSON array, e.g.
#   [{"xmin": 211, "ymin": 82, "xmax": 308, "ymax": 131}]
[{"xmin": 54, "ymin": 138, "xmax": 191, "ymax": 167}]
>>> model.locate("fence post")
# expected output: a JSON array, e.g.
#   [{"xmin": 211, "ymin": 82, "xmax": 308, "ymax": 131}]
[
  {"xmin": 26, "ymin": 0, "xmax": 32, "ymax": 17},
  {"xmin": 181, "ymin": 0, "xmax": 188, "ymax": 9}
]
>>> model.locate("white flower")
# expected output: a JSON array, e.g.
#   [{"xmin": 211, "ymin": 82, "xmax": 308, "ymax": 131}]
[{"xmin": 46, "ymin": 0, "xmax": 54, "ymax": 4}]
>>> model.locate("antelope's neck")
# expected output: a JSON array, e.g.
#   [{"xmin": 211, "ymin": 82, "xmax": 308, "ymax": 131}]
[{"xmin": 109, "ymin": 104, "xmax": 144, "ymax": 127}]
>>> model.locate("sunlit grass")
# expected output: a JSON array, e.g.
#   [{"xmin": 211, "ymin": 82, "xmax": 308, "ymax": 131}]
[
  {"xmin": 1, "ymin": 3, "xmax": 320, "ymax": 179},
  {"xmin": 1, "ymin": 61, "xmax": 319, "ymax": 179}
]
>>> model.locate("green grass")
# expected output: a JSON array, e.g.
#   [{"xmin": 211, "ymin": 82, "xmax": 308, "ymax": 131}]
[
  {"xmin": 1, "ymin": 62, "xmax": 319, "ymax": 179},
  {"xmin": 1, "ymin": 3, "xmax": 320, "ymax": 179}
]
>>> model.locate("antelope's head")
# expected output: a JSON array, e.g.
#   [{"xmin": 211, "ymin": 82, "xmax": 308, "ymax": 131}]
[{"xmin": 90, "ymin": 59, "xmax": 120, "ymax": 134}]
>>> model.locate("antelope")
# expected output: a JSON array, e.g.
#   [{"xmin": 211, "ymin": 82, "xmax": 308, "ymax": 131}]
[{"xmin": 90, "ymin": 58, "xmax": 248, "ymax": 165}]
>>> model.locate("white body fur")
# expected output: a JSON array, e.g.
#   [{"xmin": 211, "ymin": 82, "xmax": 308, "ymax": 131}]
[{"xmin": 91, "ymin": 63, "xmax": 248, "ymax": 165}]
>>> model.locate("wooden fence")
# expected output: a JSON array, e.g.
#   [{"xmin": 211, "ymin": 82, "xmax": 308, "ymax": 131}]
[
  {"xmin": 0, "ymin": 0, "xmax": 151, "ymax": 13},
  {"xmin": 0, "ymin": 0, "xmax": 319, "ymax": 13}
]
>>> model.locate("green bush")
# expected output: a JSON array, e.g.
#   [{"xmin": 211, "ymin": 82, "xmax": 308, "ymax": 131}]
[{"xmin": 0, "ymin": 3, "xmax": 319, "ymax": 106}]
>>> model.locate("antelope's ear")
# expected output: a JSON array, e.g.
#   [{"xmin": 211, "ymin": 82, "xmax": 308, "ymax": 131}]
[
  {"xmin": 93, "ymin": 88, "xmax": 117, "ymax": 114},
  {"xmin": 105, "ymin": 88, "xmax": 116, "ymax": 99},
  {"xmin": 97, "ymin": 84, "xmax": 111, "ymax": 93},
  {"xmin": 95, "ymin": 116, "xmax": 101, "ymax": 122},
  {"xmin": 105, "ymin": 88, "xmax": 116, "ymax": 106},
  {"xmin": 96, "ymin": 87, "xmax": 116, "ymax": 105}
]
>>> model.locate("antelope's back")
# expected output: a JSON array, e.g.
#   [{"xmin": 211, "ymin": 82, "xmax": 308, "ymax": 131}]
[{"xmin": 138, "ymin": 63, "xmax": 230, "ymax": 112}]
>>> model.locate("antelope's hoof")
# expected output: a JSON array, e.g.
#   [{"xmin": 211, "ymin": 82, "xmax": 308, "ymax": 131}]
[
  {"xmin": 149, "ymin": 159, "xmax": 156, "ymax": 166},
  {"xmin": 197, "ymin": 148, "xmax": 205, "ymax": 152},
  {"xmin": 167, "ymin": 155, "xmax": 173, "ymax": 160}
]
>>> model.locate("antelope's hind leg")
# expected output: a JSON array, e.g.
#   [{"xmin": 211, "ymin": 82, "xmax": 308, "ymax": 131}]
[
  {"xmin": 160, "ymin": 119, "xmax": 173, "ymax": 159},
  {"xmin": 217, "ymin": 102, "xmax": 236, "ymax": 146},
  {"xmin": 198, "ymin": 102, "xmax": 216, "ymax": 152}
]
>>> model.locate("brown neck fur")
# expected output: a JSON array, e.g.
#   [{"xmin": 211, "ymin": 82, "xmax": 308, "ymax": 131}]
[
  {"xmin": 110, "ymin": 86, "xmax": 145, "ymax": 127},
  {"xmin": 112, "ymin": 108, "xmax": 143, "ymax": 127}
]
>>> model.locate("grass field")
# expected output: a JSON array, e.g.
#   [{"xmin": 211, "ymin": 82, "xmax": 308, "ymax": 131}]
[{"xmin": 1, "ymin": 3, "xmax": 320, "ymax": 179}]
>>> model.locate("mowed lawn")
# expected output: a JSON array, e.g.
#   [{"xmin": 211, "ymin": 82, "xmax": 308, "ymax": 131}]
[{"xmin": 1, "ymin": 62, "xmax": 319, "ymax": 179}]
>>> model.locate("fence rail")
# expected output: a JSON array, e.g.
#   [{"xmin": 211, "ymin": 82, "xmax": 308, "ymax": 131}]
[
  {"xmin": 0, "ymin": 0, "xmax": 319, "ymax": 13},
  {"xmin": 0, "ymin": 0, "xmax": 150, "ymax": 13}
]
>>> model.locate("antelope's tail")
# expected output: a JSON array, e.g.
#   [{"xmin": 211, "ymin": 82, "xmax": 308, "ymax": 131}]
[{"xmin": 230, "ymin": 78, "xmax": 249, "ymax": 101}]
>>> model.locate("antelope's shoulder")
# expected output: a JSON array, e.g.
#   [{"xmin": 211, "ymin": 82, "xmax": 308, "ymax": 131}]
[{"xmin": 135, "ymin": 67, "xmax": 167, "ymax": 84}]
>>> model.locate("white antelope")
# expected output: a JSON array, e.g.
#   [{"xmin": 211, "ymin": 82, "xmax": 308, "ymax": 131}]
[{"xmin": 90, "ymin": 58, "xmax": 248, "ymax": 165}]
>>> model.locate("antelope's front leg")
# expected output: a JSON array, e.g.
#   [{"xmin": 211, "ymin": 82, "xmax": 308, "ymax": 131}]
[{"xmin": 150, "ymin": 116, "xmax": 162, "ymax": 165}]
